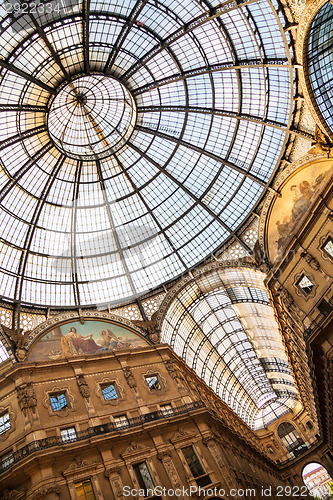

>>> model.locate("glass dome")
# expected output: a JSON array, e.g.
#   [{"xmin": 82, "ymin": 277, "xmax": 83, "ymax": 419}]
[{"xmin": 0, "ymin": 0, "xmax": 293, "ymax": 308}]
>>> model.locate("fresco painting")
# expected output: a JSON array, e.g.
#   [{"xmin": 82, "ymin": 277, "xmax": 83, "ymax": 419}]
[
  {"xmin": 267, "ymin": 160, "xmax": 333, "ymax": 263},
  {"xmin": 27, "ymin": 320, "xmax": 149, "ymax": 362}
]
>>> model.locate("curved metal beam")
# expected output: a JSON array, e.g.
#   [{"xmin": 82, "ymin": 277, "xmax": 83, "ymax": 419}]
[
  {"xmin": 104, "ymin": 0, "xmax": 149, "ymax": 74},
  {"xmin": 128, "ymin": 140, "xmax": 252, "ymax": 253},
  {"xmin": 0, "ymin": 59, "xmax": 56, "ymax": 94},
  {"xmin": 133, "ymin": 125, "xmax": 266, "ymax": 186},
  {"xmin": 120, "ymin": 0, "xmax": 259, "ymax": 82}
]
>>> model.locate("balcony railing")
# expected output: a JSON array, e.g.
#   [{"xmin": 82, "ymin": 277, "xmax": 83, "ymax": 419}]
[{"xmin": 0, "ymin": 401, "xmax": 204, "ymax": 474}]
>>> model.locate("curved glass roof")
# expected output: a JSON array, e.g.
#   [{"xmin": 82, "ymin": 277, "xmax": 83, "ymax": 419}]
[
  {"xmin": 0, "ymin": 0, "xmax": 293, "ymax": 308},
  {"xmin": 307, "ymin": 1, "xmax": 333, "ymax": 135},
  {"xmin": 161, "ymin": 267, "xmax": 299, "ymax": 429}
]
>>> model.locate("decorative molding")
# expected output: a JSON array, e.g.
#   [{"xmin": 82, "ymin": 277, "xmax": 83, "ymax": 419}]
[
  {"xmin": 122, "ymin": 366, "xmax": 137, "ymax": 392},
  {"xmin": 300, "ymin": 251, "xmax": 321, "ymax": 271},
  {"xmin": 31, "ymin": 484, "xmax": 61, "ymax": 500},
  {"xmin": 170, "ymin": 428, "xmax": 196, "ymax": 444},
  {"xmin": 105, "ymin": 466, "xmax": 122, "ymax": 477},
  {"xmin": 43, "ymin": 386, "xmax": 76, "ymax": 417},
  {"xmin": 121, "ymin": 441, "xmax": 151, "ymax": 458},
  {"xmin": 16, "ymin": 382, "xmax": 37, "ymax": 416},
  {"xmin": 76, "ymin": 374, "xmax": 90, "ymax": 399},
  {"xmin": 62, "ymin": 456, "xmax": 98, "ymax": 477},
  {"xmin": 132, "ymin": 311, "xmax": 160, "ymax": 344},
  {"xmin": 0, "ymin": 490, "xmax": 25, "ymax": 500},
  {"xmin": 95, "ymin": 377, "xmax": 124, "ymax": 406},
  {"xmin": 164, "ymin": 360, "xmax": 185, "ymax": 387}
]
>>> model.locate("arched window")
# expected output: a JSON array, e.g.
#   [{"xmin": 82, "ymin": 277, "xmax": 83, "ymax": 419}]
[
  {"xmin": 277, "ymin": 422, "xmax": 307, "ymax": 458},
  {"xmin": 302, "ymin": 462, "xmax": 333, "ymax": 500}
]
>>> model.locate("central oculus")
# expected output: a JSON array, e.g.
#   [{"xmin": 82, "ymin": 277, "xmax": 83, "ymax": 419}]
[{"xmin": 48, "ymin": 74, "xmax": 137, "ymax": 160}]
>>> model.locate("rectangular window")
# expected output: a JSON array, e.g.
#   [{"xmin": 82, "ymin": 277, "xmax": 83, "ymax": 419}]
[
  {"xmin": 181, "ymin": 445, "xmax": 211, "ymax": 487},
  {"xmin": 101, "ymin": 383, "xmax": 118, "ymax": 401},
  {"xmin": 61, "ymin": 427, "xmax": 77, "ymax": 442},
  {"xmin": 133, "ymin": 461, "xmax": 161, "ymax": 499},
  {"xmin": 50, "ymin": 392, "xmax": 68, "ymax": 411},
  {"xmin": 74, "ymin": 479, "xmax": 96, "ymax": 500},
  {"xmin": 114, "ymin": 414, "xmax": 129, "ymax": 429},
  {"xmin": 322, "ymin": 236, "xmax": 333, "ymax": 258},
  {"xmin": 0, "ymin": 412, "xmax": 10, "ymax": 435},
  {"xmin": 1, "ymin": 451, "xmax": 14, "ymax": 470},
  {"xmin": 160, "ymin": 404, "xmax": 173, "ymax": 417},
  {"xmin": 297, "ymin": 275, "xmax": 314, "ymax": 295},
  {"xmin": 145, "ymin": 375, "xmax": 162, "ymax": 391},
  {"xmin": 317, "ymin": 298, "xmax": 333, "ymax": 316}
]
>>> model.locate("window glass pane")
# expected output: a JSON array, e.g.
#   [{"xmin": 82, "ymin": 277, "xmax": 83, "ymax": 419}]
[
  {"xmin": 182, "ymin": 446, "xmax": 205, "ymax": 478},
  {"xmin": 1, "ymin": 451, "xmax": 14, "ymax": 469},
  {"xmin": 75, "ymin": 480, "xmax": 96, "ymax": 500},
  {"xmin": 50, "ymin": 393, "xmax": 68, "ymax": 411},
  {"xmin": 160, "ymin": 404, "xmax": 173, "ymax": 416},
  {"xmin": 323, "ymin": 238, "xmax": 333, "ymax": 258},
  {"xmin": 61, "ymin": 427, "xmax": 77, "ymax": 442},
  {"xmin": 114, "ymin": 415, "xmax": 129, "ymax": 429},
  {"xmin": 0, "ymin": 413, "xmax": 10, "ymax": 434},
  {"xmin": 298, "ymin": 275, "xmax": 314, "ymax": 294},
  {"xmin": 145, "ymin": 375, "xmax": 161, "ymax": 390},
  {"xmin": 0, "ymin": 341, "xmax": 9, "ymax": 363},
  {"xmin": 101, "ymin": 383, "xmax": 118, "ymax": 400},
  {"xmin": 133, "ymin": 461, "xmax": 155, "ymax": 492}
]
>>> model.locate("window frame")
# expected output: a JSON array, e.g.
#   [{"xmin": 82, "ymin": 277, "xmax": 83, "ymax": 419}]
[
  {"xmin": 181, "ymin": 444, "xmax": 211, "ymax": 487},
  {"xmin": 113, "ymin": 414, "xmax": 130, "ymax": 430},
  {"xmin": 145, "ymin": 374, "xmax": 162, "ymax": 391},
  {"xmin": 132, "ymin": 461, "xmax": 161, "ymax": 499},
  {"xmin": 61, "ymin": 426, "xmax": 77, "ymax": 443},
  {"xmin": 321, "ymin": 235, "xmax": 333, "ymax": 260},
  {"xmin": 294, "ymin": 271, "xmax": 318, "ymax": 300},
  {"xmin": 0, "ymin": 412, "xmax": 11, "ymax": 435},
  {"xmin": 1, "ymin": 450, "xmax": 14, "ymax": 470},
  {"xmin": 74, "ymin": 478, "xmax": 96, "ymax": 500},
  {"xmin": 50, "ymin": 391, "xmax": 69, "ymax": 412},
  {"xmin": 100, "ymin": 382, "xmax": 118, "ymax": 401}
]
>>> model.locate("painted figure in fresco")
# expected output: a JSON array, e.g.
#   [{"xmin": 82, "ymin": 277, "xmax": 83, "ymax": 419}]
[
  {"xmin": 61, "ymin": 327, "xmax": 100, "ymax": 356},
  {"xmin": 275, "ymin": 170, "xmax": 331, "ymax": 256},
  {"xmin": 98, "ymin": 329, "xmax": 130, "ymax": 349}
]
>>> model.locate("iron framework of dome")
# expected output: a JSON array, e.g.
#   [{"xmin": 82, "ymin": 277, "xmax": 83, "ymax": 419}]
[
  {"xmin": 160, "ymin": 267, "xmax": 299, "ymax": 430},
  {"xmin": 307, "ymin": 1, "xmax": 333, "ymax": 136},
  {"xmin": 0, "ymin": 0, "xmax": 294, "ymax": 309}
]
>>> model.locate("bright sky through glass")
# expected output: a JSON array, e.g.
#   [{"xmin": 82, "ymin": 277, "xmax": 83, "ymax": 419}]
[
  {"xmin": 161, "ymin": 268, "xmax": 299, "ymax": 429},
  {"xmin": 0, "ymin": 0, "xmax": 293, "ymax": 308}
]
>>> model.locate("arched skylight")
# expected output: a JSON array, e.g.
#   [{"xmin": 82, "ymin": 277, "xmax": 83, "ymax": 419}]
[
  {"xmin": 0, "ymin": 0, "xmax": 293, "ymax": 308},
  {"xmin": 160, "ymin": 267, "xmax": 299, "ymax": 429},
  {"xmin": 307, "ymin": 1, "xmax": 333, "ymax": 135}
]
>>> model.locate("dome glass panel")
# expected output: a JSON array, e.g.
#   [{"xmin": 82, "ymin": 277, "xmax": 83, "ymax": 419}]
[{"xmin": 307, "ymin": 1, "xmax": 333, "ymax": 135}]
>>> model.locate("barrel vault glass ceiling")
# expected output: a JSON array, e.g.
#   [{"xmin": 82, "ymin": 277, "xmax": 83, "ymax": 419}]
[
  {"xmin": 161, "ymin": 267, "xmax": 299, "ymax": 430},
  {"xmin": 0, "ymin": 0, "xmax": 294, "ymax": 309}
]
